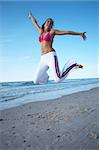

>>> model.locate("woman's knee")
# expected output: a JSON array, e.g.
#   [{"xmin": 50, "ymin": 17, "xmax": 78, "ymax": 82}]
[{"xmin": 33, "ymin": 79, "xmax": 39, "ymax": 84}]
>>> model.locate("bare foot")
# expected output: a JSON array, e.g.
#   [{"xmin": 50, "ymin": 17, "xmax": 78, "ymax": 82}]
[{"xmin": 76, "ymin": 64, "xmax": 83, "ymax": 69}]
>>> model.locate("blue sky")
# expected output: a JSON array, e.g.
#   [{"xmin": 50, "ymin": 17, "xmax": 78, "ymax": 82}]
[{"xmin": 0, "ymin": 1, "xmax": 99, "ymax": 82}]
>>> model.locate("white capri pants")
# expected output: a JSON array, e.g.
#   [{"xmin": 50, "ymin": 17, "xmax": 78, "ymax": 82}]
[{"xmin": 33, "ymin": 51, "xmax": 77, "ymax": 84}]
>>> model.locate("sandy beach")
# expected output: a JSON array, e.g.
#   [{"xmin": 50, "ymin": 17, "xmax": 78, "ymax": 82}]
[{"xmin": 0, "ymin": 87, "xmax": 99, "ymax": 150}]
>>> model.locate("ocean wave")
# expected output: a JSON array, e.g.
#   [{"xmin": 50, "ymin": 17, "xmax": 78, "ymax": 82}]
[{"xmin": 0, "ymin": 78, "xmax": 99, "ymax": 104}]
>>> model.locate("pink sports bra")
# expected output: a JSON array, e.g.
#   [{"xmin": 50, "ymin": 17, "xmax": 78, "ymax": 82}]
[{"xmin": 39, "ymin": 32, "xmax": 52, "ymax": 42}]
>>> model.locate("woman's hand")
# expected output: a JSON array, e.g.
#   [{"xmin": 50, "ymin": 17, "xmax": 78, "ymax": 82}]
[
  {"xmin": 28, "ymin": 11, "xmax": 32, "ymax": 19},
  {"xmin": 81, "ymin": 32, "xmax": 87, "ymax": 40}
]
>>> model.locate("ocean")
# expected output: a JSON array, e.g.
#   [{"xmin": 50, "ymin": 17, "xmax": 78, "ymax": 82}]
[{"xmin": 0, "ymin": 78, "xmax": 99, "ymax": 110}]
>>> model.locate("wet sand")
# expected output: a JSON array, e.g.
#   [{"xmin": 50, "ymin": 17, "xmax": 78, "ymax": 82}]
[{"xmin": 0, "ymin": 87, "xmax": 99, "ymax": 150}]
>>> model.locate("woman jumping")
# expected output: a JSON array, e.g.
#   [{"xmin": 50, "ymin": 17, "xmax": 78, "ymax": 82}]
[{"xmin": 28, "ymin": 12, "xmax": 86, "ymax": 84}]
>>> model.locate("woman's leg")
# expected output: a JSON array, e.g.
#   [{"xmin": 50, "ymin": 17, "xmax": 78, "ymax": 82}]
[
  {"xmin": 48, "ymin": 54, "xmax": 61, "ymax": 82},
  {"xmin": 33, "ymin": 59, "xmax": 49, "ymax": 84},
  {"xmin": 48, "ymin": 53, "xmax": 83, "ymax": 83},
  {"xmin": 61, "ymin": 63, "xmax": 77, "ymax": 77}
]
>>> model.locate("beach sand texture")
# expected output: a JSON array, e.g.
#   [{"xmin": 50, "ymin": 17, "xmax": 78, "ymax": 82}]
[{"xmin": 0, "ymin": 88, "xmax": 99, "ymax": 150}]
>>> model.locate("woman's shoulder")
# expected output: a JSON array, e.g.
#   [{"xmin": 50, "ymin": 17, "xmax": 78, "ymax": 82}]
[{"xmin": 50, "ymin": 29, "xmax": 56, "ymax": 35}]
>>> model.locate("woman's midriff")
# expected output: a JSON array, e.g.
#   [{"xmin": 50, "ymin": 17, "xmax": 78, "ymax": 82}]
[
  {"xmin": 41, "ymin": 48, "xmax": 55, "ymax": 55},
  {"xmin": 41, "ymin": 41, "xmax": 55, "ymax": 55}
]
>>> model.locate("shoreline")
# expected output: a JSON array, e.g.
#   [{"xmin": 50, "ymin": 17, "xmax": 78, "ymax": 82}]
[
  {"xmin": 0, "ymin": 87, "xmax": 99, "ymax": 150},
  {"xmin": 0, "ymin": 86, "xmax": 99, "ymax": 111}
]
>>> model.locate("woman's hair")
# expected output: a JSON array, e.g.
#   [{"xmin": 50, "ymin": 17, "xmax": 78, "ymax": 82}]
[{"xmin": 41, "ymin": 18, "xmax": 54, "ymax": 31}]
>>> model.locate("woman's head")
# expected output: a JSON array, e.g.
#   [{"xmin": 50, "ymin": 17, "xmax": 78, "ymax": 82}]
[{"xmin": 42, "ymin": 18, "xmax": 54, "ymax": 31}]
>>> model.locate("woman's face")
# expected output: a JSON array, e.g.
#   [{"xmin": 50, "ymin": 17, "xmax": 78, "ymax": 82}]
[{"xmin": 44, "ymin": 19, "xmax": 53, "ymax": 31}]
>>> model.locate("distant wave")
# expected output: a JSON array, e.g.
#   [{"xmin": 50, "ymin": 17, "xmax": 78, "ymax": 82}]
[{"xmin": 0, "ymin": 81, "xmax": 34, "ymax": 87}]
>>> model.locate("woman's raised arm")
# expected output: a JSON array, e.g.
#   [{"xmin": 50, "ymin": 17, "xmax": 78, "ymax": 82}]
[
  {"xmin": 28, "ymin": 12, "xmax": 42, "ymax": 33},
  {"xmin": 52, "ymin": 30, "xmax": 86, "ymax": 40}
]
